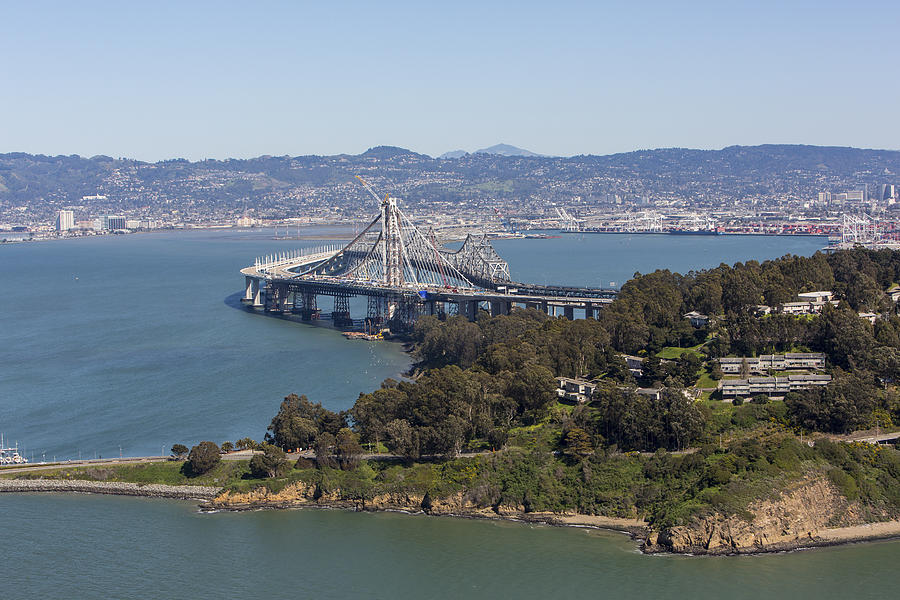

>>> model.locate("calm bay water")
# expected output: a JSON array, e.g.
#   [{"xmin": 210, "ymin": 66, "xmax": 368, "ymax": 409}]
[
  {"xmin": 3, "ymin": 493, "xmax": 900, "ymax": 600},
  {"xmin": 3, "ymin": 228, "xmax": 864, "ymax": 599}
]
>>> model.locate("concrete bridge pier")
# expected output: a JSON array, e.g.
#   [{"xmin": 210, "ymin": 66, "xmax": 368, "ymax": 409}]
[
  {"xmin": 252, "ymin": 279, "xmax": 263, "ymax": 308},
  {"xmin": 265, "ymin": 282, "xmax": 292, "ymax": 314},
  {"xmin": 243, "ymin": 276, "xmax": 254, "ymax": 303},
  {"xmin": 585, "ymin": 302, "xmax": 595, "ymax": 319},
  {"xmin": 564, "ymin": 306, "xmax": 575, "ymax": 320},
  {"xmin": 489, "ymin": 300, "xmax": 511, "ymax": 317},
  {"xmin": 461, "ymin": 300, "xmax": 479, "ymax": 321}
]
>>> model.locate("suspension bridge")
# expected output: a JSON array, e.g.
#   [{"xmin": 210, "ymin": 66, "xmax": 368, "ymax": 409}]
[{"xmin": 240, "ymin": 179, "xmax": 618, "ymax": 331}]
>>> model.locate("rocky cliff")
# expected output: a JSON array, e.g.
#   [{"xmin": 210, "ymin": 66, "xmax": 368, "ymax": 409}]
[
  {"xmin": 212, "ymin": 480, "xmax": 521, "ymax": 518},
  {"xmin": 644, "ymin": 475, "xmax": 862, "ymax": 554},
  {"xmin": 209, "ymin": 481, "xmax": 647, "ymax": 534}
]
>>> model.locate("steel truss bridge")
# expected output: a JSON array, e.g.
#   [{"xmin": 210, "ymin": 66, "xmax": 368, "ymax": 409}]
[{"xmin": 240, "ymin": 184, "xmax": 618, "ymax": 330}]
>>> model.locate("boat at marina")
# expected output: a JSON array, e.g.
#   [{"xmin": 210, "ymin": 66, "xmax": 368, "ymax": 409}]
[{"xmin": 0, "ymin": 434, "xmax": 27, "ymax": 465}]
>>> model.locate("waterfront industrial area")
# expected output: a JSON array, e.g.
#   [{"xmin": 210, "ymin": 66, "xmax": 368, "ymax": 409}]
[{"xmin": 2, "ymin": 145, "xmax": 900, "ymax": 251}]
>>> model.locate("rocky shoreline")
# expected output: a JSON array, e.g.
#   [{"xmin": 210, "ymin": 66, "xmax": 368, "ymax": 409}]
[
  {"xmin": 0, "ymin": 478, "xmax": 220, "ymax": 500},
  {"xmin": 7, "ymin": 477, "xmax": 900, "ymax": 555}
]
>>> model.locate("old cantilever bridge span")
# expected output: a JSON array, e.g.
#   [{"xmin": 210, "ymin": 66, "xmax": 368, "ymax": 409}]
[{"xmin": 240, "ymin": 186, "xmax": 617, "ymax": 330}]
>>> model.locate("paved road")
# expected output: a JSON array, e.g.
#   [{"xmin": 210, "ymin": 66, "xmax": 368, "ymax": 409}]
[{"xmin": 0, "ymin": 455, "xmax": 170, "ymax": 475}]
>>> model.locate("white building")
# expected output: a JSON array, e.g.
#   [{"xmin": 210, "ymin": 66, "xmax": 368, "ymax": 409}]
[
  {"xmin": 796, "ymin": 291, "xmax": 833, "ymax": 304},
  {"xmin": 56, "ymin": 210, "xmax": 75, "ymax": 231},
  {"xmin": 719, "ymin": 353, "xmax": 826, "ymax": 374},
  {"xmin": 720, "ymin": 374, "xmax": 831, "ymax": 397}
]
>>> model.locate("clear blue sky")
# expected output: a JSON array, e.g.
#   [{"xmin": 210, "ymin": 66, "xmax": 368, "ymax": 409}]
[{"xmin": 2, "ymin": 0, "xmax": 898, "ymax": 160}]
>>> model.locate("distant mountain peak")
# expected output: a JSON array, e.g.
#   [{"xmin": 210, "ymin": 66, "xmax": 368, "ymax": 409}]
[
  {"xmin": 475, "ymin": 143, "xmax": 543, "ymax": 157},
  {"xmin": 359, "ymin": 146, "xmax": 427, "ymax": 159},
  {"xmin": 438, "ymin": 143, "xmax": 543, "ymax": 159},
  {"xmin": 438, "ymin": 149, "xmax": 468, "ymax": 160}
]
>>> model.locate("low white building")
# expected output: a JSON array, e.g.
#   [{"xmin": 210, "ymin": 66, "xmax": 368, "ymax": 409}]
[
  {"xmin": 683, "ymin": 311, "xmax": 710, "ymax": 327},
  {"xmin": 720, "ymin": 374, "xmax": 831, "ymax": 397},
  {"xmin": 719, "ymin": 353, "xmax": 825, "ymax": 374},
  {"xmin": 887, "ymin": 284, "xmax": 900, "ymax": 303},
  {"xmin": 797, "ymin": 291, "xmax": 834, "ymax": 304},
  {"xmin": 556, "ymin": 377, "xmax": 598, "ymax": 404}
]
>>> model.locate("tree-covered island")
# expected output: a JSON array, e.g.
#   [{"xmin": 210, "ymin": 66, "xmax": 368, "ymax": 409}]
[{"xmin": 9, "ymin": 247, "xmax": 900, "ymax": 554}]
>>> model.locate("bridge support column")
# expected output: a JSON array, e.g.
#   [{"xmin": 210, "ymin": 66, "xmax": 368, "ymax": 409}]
[
  {"xmin": 564, "ymin": 306, "xmax": 574, "ymax": 320},
  {"xmin": 252, "ymin": 279, "xmax": 263, "ymax": 308},
  {"xmin": 265, "ymin": 282, "xmax": 291, "ymax": 313},
  {"xmin": 298, "ymin": 291, "xmax": 318, "ymax": 321},
  {"xmin": 585, "ymin": 302, "xmax": 594, "ymax": 319},
  {"xmin": 540, "ymin": 301, "xmax": 549, "ymax": 316},
  {"xmin": 332, "ymin": 294, "xmax": 353, "ymax": 327},
  {"xmin": 243, "ymin": 276, "xmax": 254, "ymax": 303},
  {"xmin": 461, "ymin": 300, "xmax": 478, "ymax": 321},
  {"xmin": 490, "ymin": 300, "xmax": 509, "ymax": 317}
]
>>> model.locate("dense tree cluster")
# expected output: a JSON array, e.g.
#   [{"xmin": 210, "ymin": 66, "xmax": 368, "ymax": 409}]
[
  {"xmin": 260, "ymin": 248, "xmax": 900, "ymax": 466},
  {"xmin": 265, "ymin": 393, "xmax": 347, "ymax": 451}
]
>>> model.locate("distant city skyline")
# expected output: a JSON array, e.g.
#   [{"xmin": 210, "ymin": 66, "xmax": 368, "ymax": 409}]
[{"xmin": 2, "ymin": 1, "xmax": 898, "ymax": 161}]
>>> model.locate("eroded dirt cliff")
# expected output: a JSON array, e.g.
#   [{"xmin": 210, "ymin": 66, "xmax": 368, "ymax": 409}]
[{"xmin": 644, "ymin": 475, "xmax": 862, "ymax": 554}]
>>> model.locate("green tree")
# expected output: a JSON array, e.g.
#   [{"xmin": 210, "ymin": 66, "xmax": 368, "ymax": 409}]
[
  {"xmin": 249, "ymin": 444, "xmax": 289, "ymax": 478},
  {"xmin": 561, "ymin": 427, "xmax": 594, "ymax": 460},
  {"xmin": 235, "ymin": 437, "xmax": 257, "ymax": 450},
  {"xmin": 505, "ymin": 363, "xmax": 556, "ymax": 422},
  {"xmin": 385, "ymin": 419, "xmax": 420, "ymax": 462},
  {"xmin": 220, "ymin": 441, "xmax": 234, "ymax": 453},
  {"xmin": 170, "ymin": 444, "xmax": 189, "ymax": 458},
  {"xmin": 266, "ymin": 393, "xmax": 344, "ymax": 449},
  {"xmin": 335, "ymin": 428, "xmax": 364, "ymax": 470},
  {"xmin": 187, "ymin": 441, "xmax": 220, "ymax": 475},
  {"xmin": 313, "ymin": 432, "xmax": 336, "ymax": 469}
]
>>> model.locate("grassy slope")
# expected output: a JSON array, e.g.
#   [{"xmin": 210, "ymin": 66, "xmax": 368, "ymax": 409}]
[{"xmin": 2, "ymin": 460, "xmax": 251, "ymax": 487}]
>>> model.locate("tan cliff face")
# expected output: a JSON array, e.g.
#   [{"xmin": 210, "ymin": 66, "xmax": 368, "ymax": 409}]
[
  {"xmin": 211, "ymin": 481, "xmax": 514, "ymax": 517},
  {"xmin": 212, "ymin": 474, "xmax": 875, "ymax": 556},
  {"xmin": 645, "ymin": 475, "xmax": 862, "ymax": 555}
]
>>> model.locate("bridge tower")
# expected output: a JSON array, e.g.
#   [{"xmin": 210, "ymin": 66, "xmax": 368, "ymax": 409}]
[{"xmin": 382, "ymin": 195, "xmax": 403, "ymax": 287}]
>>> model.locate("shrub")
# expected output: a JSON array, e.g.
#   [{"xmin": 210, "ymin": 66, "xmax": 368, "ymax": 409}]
[
  {"xmin": 249, "ymin": 444, "xmax": 289, "ymax": 478},
  {"xmin": 187, "ymin": 441, "xmax": 220, "ymax": 475},
  {"xmin": 828, "ymin": 467, "xmax": 859, "ymax": 500}
]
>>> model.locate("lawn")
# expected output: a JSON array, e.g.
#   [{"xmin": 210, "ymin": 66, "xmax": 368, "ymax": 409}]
[
  {"xmin": 657, "ymin": 343, "xmax": 706, "ymax": 360},
  {"xmin": 2, "ymin": 459, "xmax": 252, "ymax": 487},
  {"xmin": 695, "ymin": 371, "xmax": 720, "ymax": 389}
]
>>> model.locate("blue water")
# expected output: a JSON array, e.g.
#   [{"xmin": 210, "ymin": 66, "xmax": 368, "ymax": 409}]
[
  {"xmin": 0, "ymin": 229, "xmax": 411, "ymax": 461},
  {"xmin": 2, "ymin": 493, "xmax": 898, "ymax": 600}
]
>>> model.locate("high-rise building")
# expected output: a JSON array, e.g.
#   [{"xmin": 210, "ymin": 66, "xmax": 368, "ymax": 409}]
[
  {"xmin": 56, "ymin": 209, "xmax": 75, "ymax": 231},
  {"xmin": 881, "ymin": 184, "xmax": 896, "ymax": 201},
  {"xmin": 102, "ymin": 215, "xmax": 127, "ymax": 230}
]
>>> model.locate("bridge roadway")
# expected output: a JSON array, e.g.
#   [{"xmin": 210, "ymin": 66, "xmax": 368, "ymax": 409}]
[{"xmin": 240, "ymin": 250, "xmax": 617, "ymax": 322}]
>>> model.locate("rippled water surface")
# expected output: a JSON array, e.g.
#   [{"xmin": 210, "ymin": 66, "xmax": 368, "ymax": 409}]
[{"xmin": 3, "ymin": 493, "xmax": 899, "ymax": 600}]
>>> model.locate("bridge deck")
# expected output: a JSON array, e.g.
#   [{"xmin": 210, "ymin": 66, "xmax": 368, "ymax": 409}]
[{"xmin": 241, "ymin": 252, "xmax": 615, "ymax": 306}]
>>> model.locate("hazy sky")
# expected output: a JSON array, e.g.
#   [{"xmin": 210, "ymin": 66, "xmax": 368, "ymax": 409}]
[{"xmin": 2, "ymin": 1, "xmax": 898, "ymax": 160}]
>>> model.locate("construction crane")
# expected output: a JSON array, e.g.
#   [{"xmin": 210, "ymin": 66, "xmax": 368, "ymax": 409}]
[
  {"xmin": 492, "ymin": 207, "xmax": 518, "ymax": 234},
  {"xmin": 355, "ymin": 175, "xmax": 388, "ymax": 207}
]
